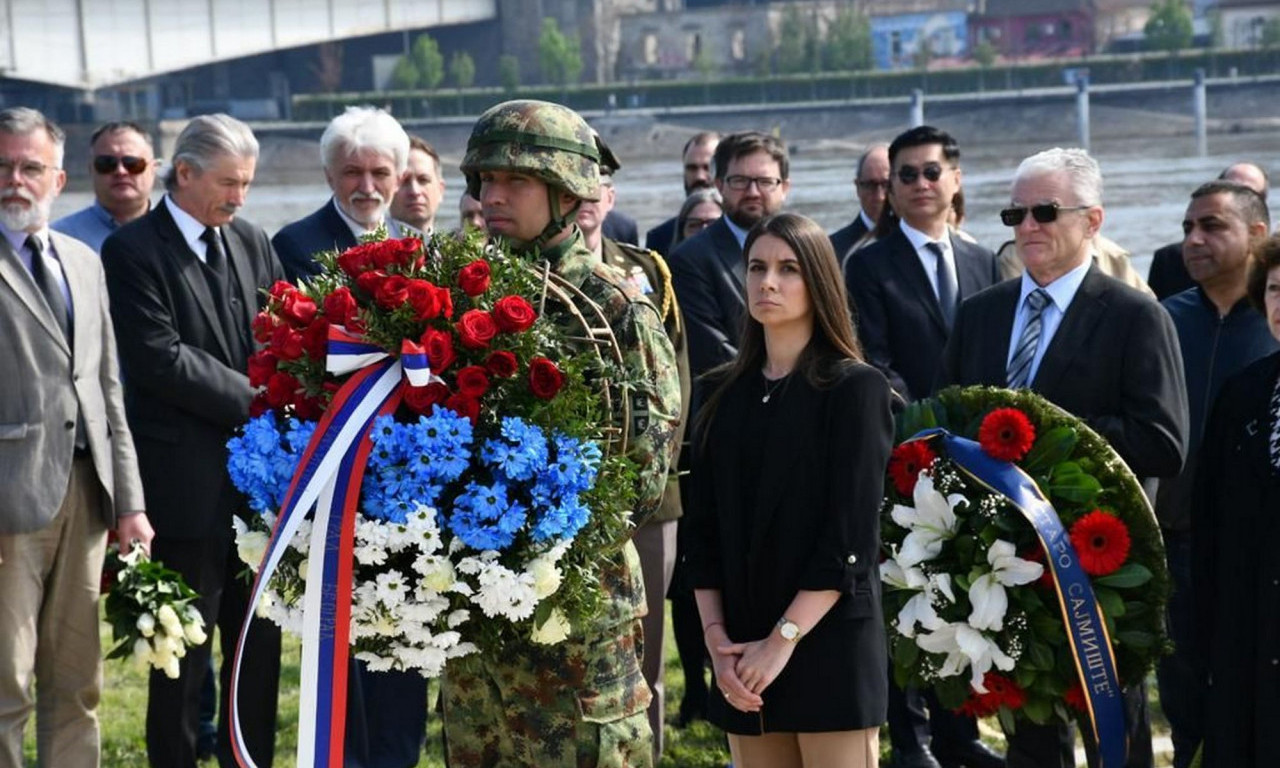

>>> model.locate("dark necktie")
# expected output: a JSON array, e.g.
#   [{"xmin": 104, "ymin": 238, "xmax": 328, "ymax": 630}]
[
  {"xmin": 1007, "ymin": 288, "xmax": 1051, "ymax": 389},
  {"xmin": 926, "ymin": 240, "xmax": 958, "ymax": 327},
  {"xmin": 200, "ymin": 227, "xmax": 245, "ymax": 364},
  {"xmin": 26, "ymin": 235, "xmax": 70, "ymax": 342}
]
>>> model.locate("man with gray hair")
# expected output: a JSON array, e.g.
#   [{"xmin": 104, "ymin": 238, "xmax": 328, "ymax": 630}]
[
  {"xmin": 102, "ymin": 113, "xmax": 285, "ymax": 768},
  {"xmin": 941, "ymin": 147, "xmax": 1187, "ymax": 768},
  {"xmin": 273, "ymin": 105, "xmax": 410, "ymax": 282},
  {"xmin": 0, "ymin": 106, "xmax": 154, "ymax": 768}
]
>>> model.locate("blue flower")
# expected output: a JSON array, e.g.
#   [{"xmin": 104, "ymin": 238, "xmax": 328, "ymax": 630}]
[
  {"xmin": 539, "ymin": 434, "xmax": 602, "ymax": 497},
  {"xmin": 227, "ymin": 413, "xmax": 312, "ymax": 516},
  {"xmin": 530, "ymin": 495, "xmax": 591, "ymax": 542},
  {"xmin": 480, "ymin": 417, "xmax": 549, "ymax": 482},
  {"xmin": 447, "ymin": 480, "xmax": 527, "ymax": 551}
]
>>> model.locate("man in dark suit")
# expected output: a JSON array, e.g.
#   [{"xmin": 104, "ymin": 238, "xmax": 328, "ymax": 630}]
[
  {"xmin": 102, "ymin": 114, "xmax": 285, "ymax": 768},
  {"xmin": 829, "ymin": 142, "xmax": 889, "ymax": 264},
  {"xmin": 940, "ymin": 147, "xmax": 1188, "ymax": 768},
  {"xmin": 0, "ymin": 106, "xmax": 155, "ymax": 768},
  {"xmin": 645, "ymin": 131, "xmax": 720, "ymax": 257},
  {"xmin": 845, "ymin": 125, "xmax": 1003, "ymax": 768},
  {"xmin": 602, "ymin": 208, "xmax": 639, "ymax": 245},
  {"xmin": 1148, "ymin": 161, "xmax": 1269, "ymax": 300},
  {"xmin": 273, "ymin": 106, "xmax": 410, "ymax": 283}
]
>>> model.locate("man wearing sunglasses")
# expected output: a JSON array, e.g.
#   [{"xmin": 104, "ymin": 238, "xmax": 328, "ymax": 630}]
[
  {"xmin": 52, "ymin": 121, "xmax": 157, "ymax": 253},
  {"xmin": 829, "ymin": 142, "xmax": 888, "ymax": 265},
  {"xmin": 940, "ymin": 147, "xmax": 1187, "ymax": 768}
]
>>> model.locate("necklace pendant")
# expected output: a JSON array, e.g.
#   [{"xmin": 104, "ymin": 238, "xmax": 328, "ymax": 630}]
[{"xmin": 762, "ymin": 394, "xmax": 770, "ymax": 403}]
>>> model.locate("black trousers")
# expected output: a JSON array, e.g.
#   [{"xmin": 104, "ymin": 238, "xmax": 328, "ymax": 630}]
[
  {"xmin": 1006, "ymin": 682, "xmax": 1153, "ymax": 768},
  {"xmin": 886, "ymin": 675, "xmax": 979, "ymax": 755},
  {"xmin": 145, "ymin": 517, "xmax": 281, "ymax": 768}
]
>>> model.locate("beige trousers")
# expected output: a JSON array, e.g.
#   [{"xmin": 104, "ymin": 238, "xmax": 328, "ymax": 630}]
[
  {"xmin": 0, "ymin": 457, "xmax": 107, "ymax": 768},
  {"xmin": 633, "ymin": 518, "xmax": 677, "ymax": 763},
  {"xmin": 728, "ymin": 726, "xmax": 880, "ymax": 768}
]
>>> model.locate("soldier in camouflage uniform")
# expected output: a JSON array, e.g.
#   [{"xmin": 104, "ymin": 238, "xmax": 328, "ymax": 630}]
[
  {"xmin": 577, "ymin": 134, "xmax": 691, "ymax": 763},
  {"xmin": 443, "ymin": 99, "xmax": 681, "ymax": 768}
]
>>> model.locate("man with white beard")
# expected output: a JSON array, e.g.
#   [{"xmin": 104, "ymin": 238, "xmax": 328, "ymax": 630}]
[{"xmin": 273, "ymin": 106, "xmax": 411, "ymax": 282}]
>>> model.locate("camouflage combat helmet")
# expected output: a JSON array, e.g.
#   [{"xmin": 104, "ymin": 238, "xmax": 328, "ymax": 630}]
[{"xmin": 461, "ymin": 99, "xmax": 601, "ymax": 202}]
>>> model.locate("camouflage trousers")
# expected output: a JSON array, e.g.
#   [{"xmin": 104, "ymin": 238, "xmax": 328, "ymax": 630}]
[{"xmin": 441, "ymin": 618, "xmax": 654, "ymax": 768}]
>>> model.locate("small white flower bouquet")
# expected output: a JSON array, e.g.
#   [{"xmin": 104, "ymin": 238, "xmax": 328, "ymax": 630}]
[{"xmin": 102, "ymin": 544, "xmax": 207, "ymax": 679}]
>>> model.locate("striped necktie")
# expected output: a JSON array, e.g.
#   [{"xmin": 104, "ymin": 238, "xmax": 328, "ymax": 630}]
[
  {"xmin": 1007, "ymin": 288, "xmax": 1050, "ymax": 389},
  {"xmin": 926, "ymin": 240, "xmax": 957, "ymax": 327}
]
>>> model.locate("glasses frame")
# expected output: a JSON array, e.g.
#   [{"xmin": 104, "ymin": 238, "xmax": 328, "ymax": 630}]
[
  {"xmin": 855, "ymin": 179, "xmax": 891, "ymax": 192},
  {"xmin": 1000, "ymin": 202, "xmax": 1094, "ymax": 227},
  {"xmin": 723, "ymin": 175, "xmax": 783, "ymax": 192},
  {"xmin": 0, "ymin": 158, "xmax": 58, "ymax": 181},
  {"xmin": 895, "ymin": 163, "xmax": 946, "ymax": 185},
  {"xmin": 93, "ymin": 154, "xmax": 151, "ymax": 175}
]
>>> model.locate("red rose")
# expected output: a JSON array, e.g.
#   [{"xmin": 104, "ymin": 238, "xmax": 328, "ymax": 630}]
[
  {"xmin": 436, "ymin": 285, "xmax": 454, "ymax": 319},
  {"xmin": 367, "ymin": 237, "xmax": 419, "ymax": 270},
  {"xmin": 249, "ymin": 392, "xmax": 271, "ymax": 417},
  {"xmin": 280, "ymin": 291, "xmax": 318, "ymax": 328},
  {"xmin": 492, "ymin": 295, "xmax": 537, "ymax": 333},
  {"xmin": 294, "ymin": 394, "xmax": 327, "ymax": 421},
  {"xmin": 457, "ymin": 260, "xmax": 492, "ymax": 296},
  {"xmin": 270, "ymin": 324, "xmax": 305, "ymax": 361},
  {"xmin": 887, "ymin": 441, "xmax": 937, "ymax": 497},
  {"xmin": 956, "ymin": 673, "xmax": 1026, "ymax": 718},
  {"xmin": 403, "ymin": 382, "xmax": 451, "ymax": 415},
  {"xmin": 977, "ymin": 408, "xmax": 1036, "ymax": 462},
  {"xmin": 455, "ymin": 366, "xmax": 491, "ymax": 398},
  {"xmin": 355, "ymin": 269, "xmax": 387, "ymax": 297},
  {"xmin": 252, "ymin": 312, "xmax": 276, "ymax": 343},
  {"xmin": 406, "ymin": 279, "xmax": 441, "ymax": 321},
  {"xmin": 1063, "ymin": 683, "xmax": 1088, "ymax": 713},
  {"xmin": 456, "ymin": 309, "xmax": 498, "ymax": 349},
  {"xmin": 485, "ymin": 351, "xmax": 518, "ymax": 378},
  {"xmin": 375, "ymin": 274, "xmax": 411, "ymax": 309},
  {"xmin": 1068, "ymin": 509, "xmax": 1131, "ymax": 576},
  {"xmin": 419, "ymin": 328, "xmax": 456, "ymax": 373},
  {"xmin": 444, "ymin": 393, "xmax": 480, "ymax": 424},
  {"xmin": 301, "ymin": 317, "xmax": 330, "ymax": 360},
  {"xmin": 323, "ymin": 286, "xmax": 359, "ymax": 327},
  {"xmin": 528, "ymin": 357, "xmax": 564, "ymax": 400},
  {"xmin": 337, "ymin": 242, "xmax": 378, "ymax": 277},
  {"xmin": 264, "ymin": 371, "xmax": 300, "ymax": 409},
  {"xmin": 247, "ymin": 350, "xmax": 279, "ymax": 388},
  {"xmin": 268, "ymin": 280, "xmax": 295, "ymax": 301}
]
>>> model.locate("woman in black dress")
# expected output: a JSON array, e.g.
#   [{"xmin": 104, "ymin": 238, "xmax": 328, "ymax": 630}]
[
  {"xmin": 687, "ymin": 212, "xmax": 893, "ymax": 767},
  {"xmin": 1194, "ymin": 236, "xmax": 1280, "ymax": 767}
]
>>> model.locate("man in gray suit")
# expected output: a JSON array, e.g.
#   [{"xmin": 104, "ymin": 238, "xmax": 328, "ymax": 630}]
[{"xmin": 0, "ymin": 106, "xmax": 153, "ymax": 767}]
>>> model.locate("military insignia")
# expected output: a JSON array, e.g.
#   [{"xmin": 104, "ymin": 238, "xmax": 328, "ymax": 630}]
[{"xmin": 623, "ymin": 266, "xmax": 654, "ymax": 295}]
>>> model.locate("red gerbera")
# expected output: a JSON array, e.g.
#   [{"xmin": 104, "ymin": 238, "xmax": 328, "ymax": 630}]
[
  {"xmin": 1063, "ymin": 682, "xmax": 1088, "ymax": 713},
  {"xmin": 956, "ymin": 673, "xmax": 1026, "ymax": 717},
  {"xmin": 977, "ymin": 408, "xmax": 1037, "ymax": 462},
  {"xmin": 887, "ymin": 441, "xmax": 937, "ymax": 497},
  {"xmin": 1069, "ymin": 509, "xmax": 1131, "ymax": 576}
]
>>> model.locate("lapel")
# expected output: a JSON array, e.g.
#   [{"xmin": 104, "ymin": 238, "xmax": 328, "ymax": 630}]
[
  {"xmin": 222, "ymin": 222, "xmax": 261, "ymax": 330},
  {"xmin": 709, "ymin": 219, "xmax": 746, "ymax": 296},
  {"xmin": 321, "ymin": 199, "xmax": 359, "ymax": 252},
  {"xmin": 1031, "ymin": 265, "xmax": 1108, "ymax": 393},
  {"xmin": 953, "ymin": 237, "xmax": 990, "ymax": 299},
  {"xmin": 49, "ymin": 232, "xmax": 94, "ymax": 365},
  {"xmin": 885, "ymin": 226, "xmax": 947, "ymax": 334},
  {"xmin": 153, "ymin": 202, "xmax": 233, "ymax": 361},
  {"xmin": 979, "ymin": 280, "xmax": 1020, "ymax": 384},
  {"xmin": 0, "ymin": 233, "xmax": 69, "ymax": 354},
  {"xmin": 745, "ymin": 375, "xmax": 810, "ymax": 563}
]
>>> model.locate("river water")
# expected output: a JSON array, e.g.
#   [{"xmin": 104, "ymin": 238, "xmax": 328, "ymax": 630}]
[{"xmin": 50, "ymin": 131, "xmax": 1280, "ymax": 277}]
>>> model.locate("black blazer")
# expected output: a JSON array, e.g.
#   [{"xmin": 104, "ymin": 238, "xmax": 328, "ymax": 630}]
[
  {"xmin": 686, "ymin": 363, "xmax": 893, "ymax": 734},
  {"xmin": 845, "ymin": 224, "xmax": 1000, "ymax": 402},
  {"xmin": 829, "ymin": 215, "xmax": 870, "ymax": 264},
  {"xmin": 102, "ymin": 201, "xmax": 286, "ymax": 538},
  {"xmin": 645, "ymin": 216, "xmax": 678, "ymax": 257},
  {"xmin": 669, "ymin": 217, "xmax": 747, "ymax": 378},
  {"xmin": 273, "ymin": 199, "xmax": 357, "ymax": 283},
  {"xmin": 939, "ymin": 265, "xmax": 1188, "ymax": 479}
]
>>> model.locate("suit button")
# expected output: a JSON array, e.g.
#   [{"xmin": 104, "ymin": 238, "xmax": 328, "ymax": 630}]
[
  {"xmin": 64, "ymin": 420, "xmax": 75, "ymax": 430},
  {"xmin": 847, "ymin": 554, "xmax": 857, "ymax": 564}
]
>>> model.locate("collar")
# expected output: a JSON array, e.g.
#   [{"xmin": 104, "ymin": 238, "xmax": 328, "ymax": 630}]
[
  {"xmin": 89, "ymin": 199, "xmax": 123, "ymax": 229},
  {"xmin": 331, "ymin": 197, "xmax": 386, "ymax": 241},
  {"xmin": 723, "ymin": 215, "xmax": 749, "ymax": 249},
  {"xmin": 539, "ymin": 228, "xmax": 598, "ymax": 288},
  {"xmin": 1019, "ymin": 257, "xmax": 1091, "ymax": 311},
  {"xmin": 163, "ymin": 194, "xmax": 214, "ymax": 255},
  {"xmin": 899, "ymin": 219, "xmax": 951, "ymax": 253},
  {"xmin": 0, "ymin": 222, "xmax": 47, "ymax": 255},
  {"xmin": 859, "ymin": 209, "xmax": 876, "ymax": 231}
]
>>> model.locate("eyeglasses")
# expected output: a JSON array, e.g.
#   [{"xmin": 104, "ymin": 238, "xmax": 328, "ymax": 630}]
[
  {"xmin": 724, "ymin": 175, "xmax": 783, "ymax": 192},
  {"xmin": 1000, "ymin": 202, "xmax": 1093, "ymax": 227},
  {"xmin": 895, "ymin": 163, "xmax": 947, "ymax": 185},
  {"xmin": 683, "ymin": 216, "xmax": 719, "ymax": 232},
  {"xmin": 93, "ymin": 155, "xmax": 150, "ymax": 175},
  {"xmin": 0, "ymin": 158, "xmax": 57, "ymax": 181},
  {"xmin": 855, "ymin": 179, "xmax": 891, "ymax": 192}
]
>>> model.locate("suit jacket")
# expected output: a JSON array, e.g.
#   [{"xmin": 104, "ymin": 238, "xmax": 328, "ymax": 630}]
[
  {"xmin": 601, "ymin": 209, "xmax": 639, "ymax": 246},
  {"xmin": 645, "ymin": 216, "xmax": 677, "ymax": 257},
  {"xmin": 829, "ymin": 215, "xmax": 870, "ymax": 264},
  {"xmin": 845, "ymin": 223, "xmax": 1000, "ymax": 402},
  {"xmin": 668, "ymin": 218, "xmax": 745, "ymax": 378},
  {"xmin": 1148, "ymin": 240, "xmax": 1193, "ymax": 301},
  {"xmin": 0, "ymin": 231, "xmax": 144, "ymax": 533},
  {"xmin": 273, "ymin": 199, "xmax": 357, "ymax": 283},
  {"xmin": 939, "ymin": 265, "xmax": 1188, "ymax": 479},
  {"xmin": 687, "ymin": 363, "xmax": 893, "ymax": 733},
  {"xmin": 102, "ymin": 202, "xmax": 286, "ymax": 538}
]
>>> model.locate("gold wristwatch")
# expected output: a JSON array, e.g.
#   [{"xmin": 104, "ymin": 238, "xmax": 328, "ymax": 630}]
[{"xmin": 776, "ymin": 617, "xmax": 802, "ymax": 643}]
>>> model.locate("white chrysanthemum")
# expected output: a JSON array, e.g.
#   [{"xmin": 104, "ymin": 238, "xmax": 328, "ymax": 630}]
[
  {"xmin": 463, "ymin": 557, "xmax": 539, "ymax": 621},
  {"xmin": 374, "ymin": 570, "xmax": 408, "ymax": 606},
  {"xmin": 136, "ymin": 612, "xmax": 156, "ymax": 638},
  {"xmin": 414, "ymin": 554, "xmax": 455, "ymax": 594},
  {"xmin": 446, "ymin": 609, "xmax": 470, "ymax": 629}
]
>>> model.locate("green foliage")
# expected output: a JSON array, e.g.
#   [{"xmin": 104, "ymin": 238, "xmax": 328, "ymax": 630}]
[
  {"xmin": 1145, "ymin": 0, "xmax": 1194, "ymax": 52},
  {"xmin": 775, "ymin": 5, "xmax": 811, "ymax": 74},
  {"xmin": 498, "ymin": 54, "xmax": 521, "ymax": 93},
  {"xmin": 824, "ymin": 6, "xmax": 872, "ymax": 72},
  {"xmin": 1262, "ymin": 17, "xmax": 1280, "ymax": 49},
  {"xmin": 450, "ymin": 51, "xmax": 476, "ymax": 89},
  {"xmin": 973, "ymin": 39, "xmax": 998, "ymax": 68},
  {"xmin": 538, "ymin": 17, "xmax": 583, "ymax": 86},
  {"xmin": 389, "ymin": 55, "xmax": 420, "ymax": 90},
  {"xmin": 413, "ymin": 34, "xmax": 445, "ymax": 90}
]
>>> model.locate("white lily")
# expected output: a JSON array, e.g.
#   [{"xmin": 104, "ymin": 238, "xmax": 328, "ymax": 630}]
[
  {"xmin": 915, "ymin": 622, "xmax": 1015, "ymax": 693},
  {"xmin": 880, "ymin": 557, "xmax": 928, "ymax": 590},
  {"xmin": 967, "ymin": 539, "xmax": 1045, "ymax": 631},
  {"xmin": 894, "ymin": 572, "xmax": 955, "ymax": 638},
  {"xmin": 890, "ymin": 473, "xmax": 965, "ymax": 567}
]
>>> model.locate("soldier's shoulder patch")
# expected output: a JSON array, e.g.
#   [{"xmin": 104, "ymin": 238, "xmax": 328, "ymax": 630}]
[{"xmin": 593, "ymin": 261, "xmax": 648, "ymax": 302}]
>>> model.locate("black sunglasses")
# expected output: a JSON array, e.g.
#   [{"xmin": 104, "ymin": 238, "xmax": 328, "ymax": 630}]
[
  {"xmin": 895, "ymin": 163, "xmax": 946, "ymax": 185},
  {"xmin": 93, "ymin": 155, "xmax": 149, "ymax": 175},
  {"xmin": 1000, "ymin": 202, "xmax": 1092, "ymax": 227}
]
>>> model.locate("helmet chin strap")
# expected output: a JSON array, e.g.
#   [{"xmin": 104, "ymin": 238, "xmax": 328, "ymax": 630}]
[{"xmin": 527, "ymin": 186, "xmax": 582, "ymax": 251}]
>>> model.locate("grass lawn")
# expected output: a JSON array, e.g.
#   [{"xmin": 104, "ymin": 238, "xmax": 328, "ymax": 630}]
[{"xmin": 24, "ymin": 605, "xmax": 1169, "ymax": 767}]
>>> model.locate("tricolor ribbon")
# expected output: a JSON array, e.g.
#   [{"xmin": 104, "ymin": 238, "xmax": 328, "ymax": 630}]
[
  {"xmin": 909, "ymin": 428, "xmax": 1127, "ymax": 768},
  {"xmin": 230, "ymin": 325, "xmax": 440, "ymax": 768}
]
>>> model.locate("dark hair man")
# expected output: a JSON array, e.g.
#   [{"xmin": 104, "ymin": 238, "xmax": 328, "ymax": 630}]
[
  {"xmin": 644, "ymin": 131, "xmax": 721, "ymax": 256},
  {"xmin": 390, "ymin": 134, "xmax": 446, "ymax": 234},
  {"xmin": 52, "ymin": 120, "xmax": 158, "ymax": 252}
]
